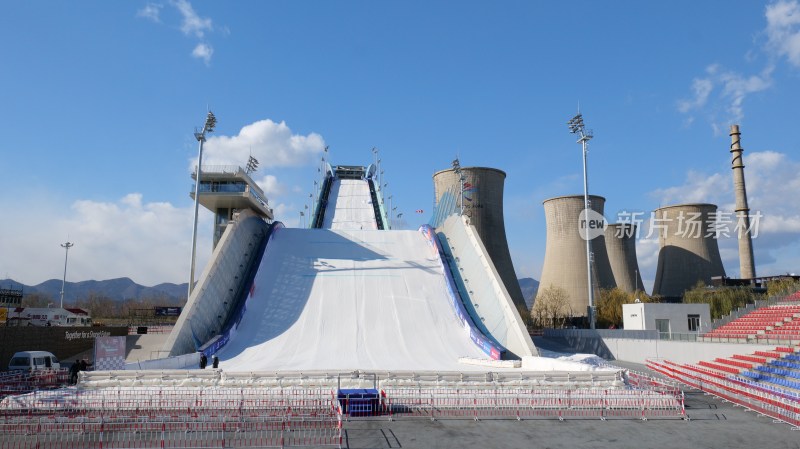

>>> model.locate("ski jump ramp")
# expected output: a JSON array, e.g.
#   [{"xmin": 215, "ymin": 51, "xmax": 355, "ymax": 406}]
[
  {"xmin": 168, "ymin": 177, "xmax": 537, "ymax": 371},
  {"xmin": 219, "ymin": 227, "xmax": 492, "ymax": 371}
]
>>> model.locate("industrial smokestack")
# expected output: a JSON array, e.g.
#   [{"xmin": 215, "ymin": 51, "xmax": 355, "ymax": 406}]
[{"xmin": 729, "ymin": 125, "xmax": 756, "ymax": 279}]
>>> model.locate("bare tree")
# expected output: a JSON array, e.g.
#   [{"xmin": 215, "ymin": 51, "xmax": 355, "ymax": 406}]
[
  {"xmin": 531, "ymin": 285, "xmax": 571, "ymax": 329},
  {"xmin": 21, "ymin": 292, "xmax": 54, "ymax": 308}
]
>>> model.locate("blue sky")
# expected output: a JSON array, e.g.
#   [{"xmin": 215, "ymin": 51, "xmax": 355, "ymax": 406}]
[{"xmin": 2, "ymin": 1, "xmax": 799, "ymax": 291}]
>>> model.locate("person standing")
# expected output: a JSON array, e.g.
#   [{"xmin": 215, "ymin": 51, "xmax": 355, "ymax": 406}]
[
  {"xmin": 199, "ymin": 353, "xmax": 207, "ymax": 369},
  {"xmin": 69, "ymin": 360, "xmax": 80, "ymax": 385}
]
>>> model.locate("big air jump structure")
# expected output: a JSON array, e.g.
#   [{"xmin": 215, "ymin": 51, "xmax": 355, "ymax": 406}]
[{"xmin": 164, "ymin": 163, "xmax": 538, "ymax": 369}]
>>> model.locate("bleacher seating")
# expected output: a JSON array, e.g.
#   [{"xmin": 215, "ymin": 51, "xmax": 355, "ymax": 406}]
[
  {"xmin": 647, "ymin": 343, "xmax": 800, "ymax": 427},
  {"xmin": 704, "ymin": 291, "xmax": 800, "ymax": 341},
  {"xmin": 651, "ymin": 345, "xmax": 800, "ymax": 397}
]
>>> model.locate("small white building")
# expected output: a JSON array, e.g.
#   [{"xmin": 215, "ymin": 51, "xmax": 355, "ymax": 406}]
[
  {"xmin": 623, "ymin": 303, "xmax": 711, "ymax": 336},
  {"xmin": 7, "ymin": 307, "xmax": 92, "ymax": 327}
]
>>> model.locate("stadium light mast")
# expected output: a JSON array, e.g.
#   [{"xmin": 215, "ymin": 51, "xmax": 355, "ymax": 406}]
[
  {"xmin": 59, "ymin": 241, "xmax": 74, "ymax": 309},
  {"xmin": 452, "ymin": 158, "xmax": 464, "ymax": 216},
  {"xmin": 568, "ymin": 111, "xmax": 595, "ymax": 329},
  {"xmin": 188, "ymin": 111, "xmax": 217, "ymax": 299}
]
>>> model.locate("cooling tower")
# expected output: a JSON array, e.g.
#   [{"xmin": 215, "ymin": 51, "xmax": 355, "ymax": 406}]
[
  {"xmin": 652, "ymin": 203, "xmax": 726, "ymax": 298},
  {"xmin": 604, "ymin": 223, "xmax": 644, "ymax": 294},
  {"xmin": 729, "ymin": 125, "xmax": 756, "ymax": 279},
  {"xmin": 432, "ymin": 167, "xmax": 527, "ymax": 310},
  {"xmin": 537, "ymin": 195, "xmax": 616, "ymax": 318}
]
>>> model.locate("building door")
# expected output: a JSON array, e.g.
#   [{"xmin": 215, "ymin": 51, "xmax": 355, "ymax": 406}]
[{"xmin": 655, "ymin": 319, "xmax": 671, "ymax": 338}]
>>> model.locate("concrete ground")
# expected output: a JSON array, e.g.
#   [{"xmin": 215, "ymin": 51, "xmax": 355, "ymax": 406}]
[
  {"xmin": 337, "ymin": 337, "xmax": 800, "ymax": 449},
  {"xmin": 340, "ymin": 400, "xmax": 799, "ymax": 449},
  {"xmin": 340, "ymin": 373, "xmax": 799, "ymax": 449}
]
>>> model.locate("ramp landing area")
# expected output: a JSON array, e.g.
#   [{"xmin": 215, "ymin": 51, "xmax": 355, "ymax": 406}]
[{"xmin": 218, "ymin": 228, "xmax": 489, "ymax": 372}]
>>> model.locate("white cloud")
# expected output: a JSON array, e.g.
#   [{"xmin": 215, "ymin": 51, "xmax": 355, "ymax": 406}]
[
  {"xmin": 650, "ymin": 171, "xmax": 730, "ymax": 206},
  {"xmin": 677, "ymin": 77, "xmax": 713, "ymax": 113},
  {"xmin": 743, "ymin": 150, "xmax": 800, "ymax": 235},
  {"xmin": 0, "ymin": 194, "xmax": 211, "ymax": 286},
  {"xmin": 137, "ymin": 0, "xmax": 218, "ymax": 64},
  {"xmin": 136, "ymin": 3, "xmax": 162, "ymax": 22},
  {"xmin": 172, "ymin": 0, "xmax": 212, "ymax": 38},
  {"xmin": 192, "ymin": 43, "xmax": 213, "ymax": 65},
  {"xmin": 677, "ymin": 64, "xmax": 772, "ymax": 130},
  {"xmin": 255, "ymin": 174, "xmax": 285, "ymax": 198},
  {"xmin": 718, "ymin": 65, "xmax": 774, "ymax": 123},
  {"xmin": 674, "ymin": 2, "xmax": 800, "ymax": 131},
  {"xmin": 195, "ymin": 119, "xmax": 326, "ymax": 171},
  {"xmin": 765, "ymin": 0, "xmax": 800, "ymax": 67}
]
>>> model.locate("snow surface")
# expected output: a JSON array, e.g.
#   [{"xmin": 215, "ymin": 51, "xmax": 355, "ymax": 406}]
[
  {"xmin": 322, "ymin": 179, "xmax": 378, "ymax": 230},
  {"xmin": 522, "ymin": 349, "xmax": 616, "ymax": 372},
  {"xmin": 218, "ymin": 227, "xmax": 490, "ymax": 371}
]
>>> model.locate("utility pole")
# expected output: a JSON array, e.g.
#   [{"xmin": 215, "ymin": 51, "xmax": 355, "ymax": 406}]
[{"xmin": 60, "ymin": 241, "xmax": 74, "ymax": 309}]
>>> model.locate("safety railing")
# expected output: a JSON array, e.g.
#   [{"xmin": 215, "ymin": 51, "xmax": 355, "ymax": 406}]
[
  {"xmin": 0, "ymin": 386, "xmax": 344, "ymax": 448},
  {"xmin": 0, "ymin": 387, "xmax": 338, "ymax": 419},
  {"xmin": 0, "ymin": 369, "xmax": 69, "ymax": 400},
  {"xmin": 0, "ymin": 416, "xmax": 342, "ymax": 449},
  {"xmin": 380, "ymin": 387, "xmax": 685, "ymax": 421},
  {"xmin": 624, "ymin": 370, "xmax": 683, "ymax": 396}
]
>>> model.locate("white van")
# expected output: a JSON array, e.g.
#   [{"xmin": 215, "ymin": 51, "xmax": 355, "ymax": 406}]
[{"xmin": 8, "ymin": 351, "xmax": 61, "ymax": 371}]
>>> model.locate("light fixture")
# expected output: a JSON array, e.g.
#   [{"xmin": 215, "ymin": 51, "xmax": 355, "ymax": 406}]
[{"xmin": 245, "ymin": 155, "xmax": 259, "ymax": 175}]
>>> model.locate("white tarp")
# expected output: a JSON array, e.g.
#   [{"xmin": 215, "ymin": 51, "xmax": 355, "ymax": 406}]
[
  {"xmin": 218, "ymin": 228, "xmax": 492, "ymax": 371},
  {"xmin": 322, "ymin": 179, "xmax": 378, "ymax": 230}
]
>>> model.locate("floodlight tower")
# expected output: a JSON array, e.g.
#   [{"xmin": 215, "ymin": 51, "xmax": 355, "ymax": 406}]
[
  {"xmin": 452, "ymin": 158, "xmax": 464, "ymax": 215},
  {"xmin": 188, "ymin": 111, "xmax": 217, "ymax": 298},
  {"xmin": 59, "ymin": 241, "xmax": 74, "ymax": 308},
  {"xmin": 567, "ymin": 112, "xmax": 596, "ymax": 329},
  {"xmin": 245, "ymin": 155, "xmax": 259, "ymax": 175}
]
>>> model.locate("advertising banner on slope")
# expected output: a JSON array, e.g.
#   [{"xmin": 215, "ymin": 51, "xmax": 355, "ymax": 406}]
[{"xmin": 418, "ymin": 224, "xmax": 505, "ymax": 360}]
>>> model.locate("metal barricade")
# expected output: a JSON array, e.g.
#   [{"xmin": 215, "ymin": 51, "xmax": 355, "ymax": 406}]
[{"xmin": 381, "ymin": 386, "xmax": 685, "ymax": 422}]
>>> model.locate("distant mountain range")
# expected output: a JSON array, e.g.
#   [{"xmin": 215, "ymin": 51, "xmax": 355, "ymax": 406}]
[
  {"xmin": 0, "ymin": 278, "xmax": 187, "ymax": 303},
  {"xmin": 1, "ymin": 277, "xmax": 539, "ymax": 307},
  {"xmin": 518, "ymin": 277, "xmax": 539, "ymax": 309}
]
